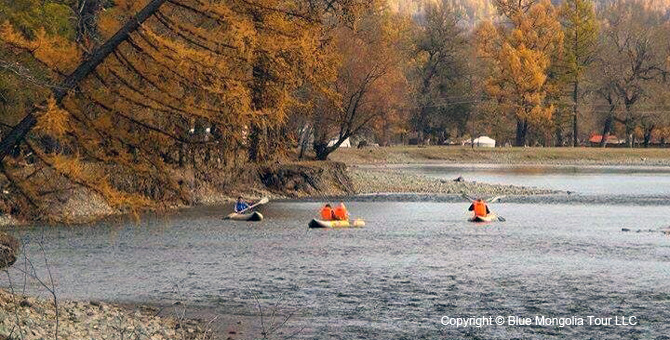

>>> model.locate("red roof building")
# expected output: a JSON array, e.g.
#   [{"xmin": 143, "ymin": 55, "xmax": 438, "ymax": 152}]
[{"xmin": 589, "ymin": 134, "xmax": 621, "ymax": 144}]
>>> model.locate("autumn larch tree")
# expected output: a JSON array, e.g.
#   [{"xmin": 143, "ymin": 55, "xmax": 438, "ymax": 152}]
[
  {"xmin": 560, "ymin": 0, "xmax": 598, "ymax": 147},
  {"xmin": 0, "ymin": 0, "xmax": 371, "ymax": 220},
  {"xmin": 476, "ymin": 0, "xmax": 563, "ymax": 146}
]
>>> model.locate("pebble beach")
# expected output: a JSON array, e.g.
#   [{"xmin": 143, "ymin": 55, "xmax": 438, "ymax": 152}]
[
  {"xmin": 349, "ymin": 167, "xmax": 558, "ymax": 196},
  {"xmin": 0, "ymin": 290, "xmax": 210, "ymax": 340}
]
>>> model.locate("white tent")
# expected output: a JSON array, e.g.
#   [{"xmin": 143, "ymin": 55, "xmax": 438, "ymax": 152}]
[
  {"xmin": 473, "ymin": 136, "xmax": 496, "ymax": 148},
  {"xmin": 328, "ymin": 137, "xmax": 351, "ymax": 148}
]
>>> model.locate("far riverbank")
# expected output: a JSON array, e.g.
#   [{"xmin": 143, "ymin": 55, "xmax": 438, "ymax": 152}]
[{"xmin": 330, "ymin": 146, "xmax": 670, "ymax": 166}]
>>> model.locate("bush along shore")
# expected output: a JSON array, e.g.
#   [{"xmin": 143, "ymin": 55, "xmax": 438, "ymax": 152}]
[{"xmin": 0, "ymin": 289, "xmax": 211, "ymax": 340}]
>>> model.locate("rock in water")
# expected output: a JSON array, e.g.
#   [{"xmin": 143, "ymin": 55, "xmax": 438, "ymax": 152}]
[
  {"xmin": 453, "ymin": 176, "xmax": 464, "ymax": 182},
  {"xmin": 0, "ymin": 232, "xmax": 19, "ymax": 269}
]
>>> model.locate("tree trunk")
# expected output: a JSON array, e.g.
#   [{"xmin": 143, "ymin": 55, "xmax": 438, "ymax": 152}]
[
  {"xmin": 556, "ymin": 127, "xmax": 564, "ymax": 147},
  {"xmin": 600, "ymin": 114, "xmax": 613, "ymax": 148},
  {"xmin": 515, "ymin": 119, "xmax": 528, "ymax": 147},
  {"xmin": 643, "ymin": 125, "xmax": 654, "ymax": 148},
  {"xmin": 314, "ymin": 134, "xmax": 350, "ymax": 160},
  {"xmin": 572, "ymin": 81, "xmax": 579, "ymax": 147},
  {"xmin": 298, "ymin": 124, "xmax": 311, "ymax": 160},
  {"xmin": 314, "ymin": 142, "xmax": 330, "ymax": 161},
  {"xmin": 0, "ymin": 0, "xmax": 168, "ymax": 162}
]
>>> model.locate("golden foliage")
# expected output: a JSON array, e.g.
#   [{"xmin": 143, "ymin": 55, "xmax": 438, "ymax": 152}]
[
  {"xmin": 476, "ymin": 0, "xmax": 563, "ymax": 143},
  {"xmin": 34, "ymin": 97, "xmax": 70, "ymax": 138},
  {"xmin": 0, "ymin": 22, "xmax": 81, "ymax": 73},
  {"xmin": 1, "ymin": 0, "xmax": 373, "ymax": 220}
]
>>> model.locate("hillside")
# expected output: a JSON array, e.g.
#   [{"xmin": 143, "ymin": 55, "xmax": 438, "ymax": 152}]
[{"xmin": 389, "ymin": 0, "xmax": 670, "ymax": 23}]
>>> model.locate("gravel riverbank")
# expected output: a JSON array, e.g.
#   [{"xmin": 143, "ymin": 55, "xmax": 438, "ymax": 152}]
[
  {"xmin": 0, "ymin": 289, "xmax": 210, "ymax": 340},
  {"xmin": 349, "ymin": 167, "xmax": 558, "ymax": 196}
]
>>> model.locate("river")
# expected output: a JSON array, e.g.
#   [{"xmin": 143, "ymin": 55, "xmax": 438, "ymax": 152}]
[{"xmin": 2, "ymin": 164, "xmax": 670, "ymax": 339}]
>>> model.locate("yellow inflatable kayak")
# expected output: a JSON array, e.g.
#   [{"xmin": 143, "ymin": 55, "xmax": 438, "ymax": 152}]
[{"xmin": 308, "ymin": 219, "xmax": 365, "ymax": 228}]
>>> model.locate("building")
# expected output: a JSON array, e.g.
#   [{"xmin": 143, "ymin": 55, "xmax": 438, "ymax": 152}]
[
  {"xmin": 589, "ymin": 134, "xmax": 621, "ymax": 146},
  {"xmin": 472, "ymin": 136, "xmax": 496, "ymax": 148}
]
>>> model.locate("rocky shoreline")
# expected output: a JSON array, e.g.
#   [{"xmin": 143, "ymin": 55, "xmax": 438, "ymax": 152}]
[{"xmin": 0, "ymin": 289, "xmax": 210, "ymax": 340}]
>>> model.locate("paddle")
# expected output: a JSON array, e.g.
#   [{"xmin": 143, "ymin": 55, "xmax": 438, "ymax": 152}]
[
  {"xmin": 486, "ymin": 195, "xmax": 506, "ymax": 203},
  {"xmin": 460, "ymin": 192, "xmax": 475, "ymax": 202},
  {"xmin": 238, "ymin": 197, "xmax": 269, "ymax": 214}
]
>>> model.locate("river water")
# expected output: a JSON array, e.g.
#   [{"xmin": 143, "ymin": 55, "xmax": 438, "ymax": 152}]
[{"xmin": 3, "ymin": 164, "xmax": 670, "ymax": 339}]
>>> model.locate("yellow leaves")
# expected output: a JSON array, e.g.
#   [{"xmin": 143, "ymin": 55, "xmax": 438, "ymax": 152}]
[
  {"xmin": 98, "ymin": 9, "xmax": 124, "ymax": 39},
  {"xmin": 35, "ymin": 97, "xmax": 70, "ymax": 138},
  {"xmin": 45, "ymin": 152, "xmax": 152, "ymax": 210},
  {"xmin": 0, "ymin": 21, "xmax": 81, "ymax": 74},
  {"xmin": 32, "ymin": 29, "xmax": 81, "ymax": 73},
  {"xmin": 0, "ymin": 21, "xmax": 37, "ymax": 49},
  {"xmin": 474, "ymin": 21, "xmax": 500, "ymax": 59},
  {"xmin": 476, "ymin": 0, "xmax": 562, "ymax": 125},
  {"xmin": 49, "ymin": 153, "xmax": 84, "ymax": 180}
]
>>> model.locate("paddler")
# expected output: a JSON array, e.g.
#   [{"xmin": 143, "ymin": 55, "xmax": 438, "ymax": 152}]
[
  {"xmin": 235, "ymin": 196, "xmax": 252, "ymax": 213},
  {"xmin": 333, "ymin": 202, "xmax": 349, "ymax": 221},
  {"xmin": 468, "ymin": 198, "xmax": 490, "ymax": 217},
  {"xmin": 320, "ymin": 204, "xmax": 335, "ymax": 220}
]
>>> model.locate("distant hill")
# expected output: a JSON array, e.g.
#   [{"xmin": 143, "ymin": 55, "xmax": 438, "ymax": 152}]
[{"xmin": 388, "ymin": 0, "xmax": 670, "ymax": 24}]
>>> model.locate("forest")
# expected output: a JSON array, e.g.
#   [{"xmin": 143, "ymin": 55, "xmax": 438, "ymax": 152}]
[{"xmin": 1, "ymin": 0, "xmax": 670, "ymax": 219}]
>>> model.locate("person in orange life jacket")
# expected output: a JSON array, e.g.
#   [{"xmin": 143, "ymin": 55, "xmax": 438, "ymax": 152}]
[
  {"xmin": 333, "ymin": 202, "xmax": 349, "ymax": 221},
  {"xmin": 468, "ymin": 199, "xmax": 490, "ymax": 217},
  {"xmin": 320, "ymin": 204, "xmax": 335, "ymax": 220}
]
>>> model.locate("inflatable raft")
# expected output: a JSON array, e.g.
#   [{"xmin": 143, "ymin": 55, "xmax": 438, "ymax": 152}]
[
  {"xmin": 469, "ymin": 213, "xmax": 498, "ymax": 222},
  {"xmin": 308, "ymin": 219, "xmax": 365, "ymax": 228},
  {"xmin": 225, "ymin": 211, "xmax": 264, "ymax": 221}
]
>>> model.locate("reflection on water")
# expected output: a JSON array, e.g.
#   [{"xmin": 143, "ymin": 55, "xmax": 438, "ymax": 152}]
[
  {"xmin": 3, "ymin": 199, "xmax": 670, "ymax": 339},
  {"xmin": 384, "ymin": 164, "xmax": 670, "ymax": 195}
]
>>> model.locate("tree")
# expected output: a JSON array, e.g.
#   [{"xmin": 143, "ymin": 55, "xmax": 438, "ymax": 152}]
[
  {"xmin": 0, "ymin": 0, "xmax": 168, "ymax": 163},
  {"xmin": 411, "ymin": 0, "xmax": 471, "ymax": 144},
  {"xmin": 0, "ymin": 0, "xmax": 373, "ymax": 220},
  {"xmin": 560, "ymin": 0, "xmax": 598, "ymax": 147},
  {"xmin": 312, "ymin": 6, "xmax": 411, "ymax": 160},
  {"xmin": 594, "ymin": 1, "xmax": 669, "ymax": 147},
  {"xmin": 476, "ymin": 0, "xmax": 563, "ymax": 146}
]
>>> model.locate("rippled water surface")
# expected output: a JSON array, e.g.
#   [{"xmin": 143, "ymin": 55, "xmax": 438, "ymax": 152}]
[
  {"xmin": 389, "ymin": 163, "xmax": 670, "ymax": 195},
  {"xmin": 3, "ymin": 166, "xmax": 670, "ymax": 339}
]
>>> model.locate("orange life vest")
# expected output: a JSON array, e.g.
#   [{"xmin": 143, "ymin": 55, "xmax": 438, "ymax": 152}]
[
  {"xmin": 473, "ymin": 201, "xmax": 488, "ymax": 217},
  {"xmin": 320, "ymin": 206, "xmax": 334, "ymax": 220},
  {"xmin": 333, "ymin": 204, "xmax": 348, "ymax": 221}
]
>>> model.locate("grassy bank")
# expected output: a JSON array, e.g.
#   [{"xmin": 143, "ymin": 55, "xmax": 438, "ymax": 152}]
[{"xmin": 330, "ymin": 146, "xmax": 670, "ymax": 166}]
